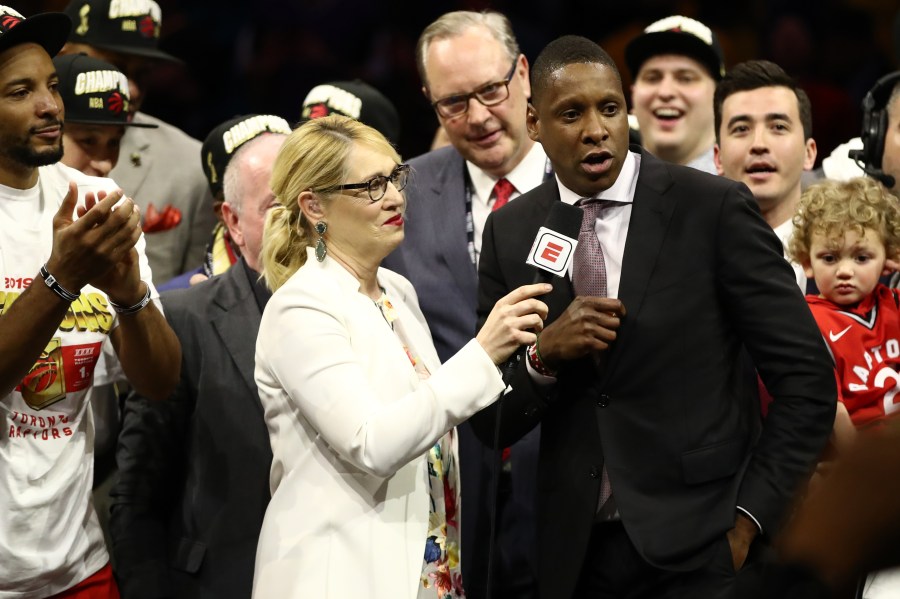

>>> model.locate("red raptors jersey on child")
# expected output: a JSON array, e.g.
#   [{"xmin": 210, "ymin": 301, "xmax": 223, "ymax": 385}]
[{"xmin": 808, "ymin": 284, "xmax": 900, "ymax": 426}]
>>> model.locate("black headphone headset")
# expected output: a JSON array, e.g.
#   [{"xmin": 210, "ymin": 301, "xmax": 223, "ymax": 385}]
[{"xmin": 849, "ymin": 70, "xmax": 900, "ymax": 189}]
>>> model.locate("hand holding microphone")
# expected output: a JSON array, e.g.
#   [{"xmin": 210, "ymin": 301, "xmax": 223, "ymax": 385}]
[
  {"xmin": 477, "ymin": 200, "xmax": 587, "ymax": 367},
  {"xmin": 477, "ymin": 283, "xmax": 551, "ymax": 365},
  {"xmin": 515, "ymin": 201, "xmax": 626, "ymax": 372}
]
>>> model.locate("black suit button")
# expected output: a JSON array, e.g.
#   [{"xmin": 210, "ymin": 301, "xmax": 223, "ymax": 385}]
[
  {"xmin": 589, "ymin": 466, "xmax": 599, "ymax": 478},
  {"xmin": 525, "ymin": 407, "xmax": 537, "ymax": 417},
  {"xmin": 597, "ymin": 394, "xmax": 610, "ymax": 408}
]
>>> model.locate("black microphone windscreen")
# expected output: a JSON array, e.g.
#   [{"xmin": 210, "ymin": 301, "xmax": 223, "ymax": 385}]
[
  {"xmin": 544, "ymin": 201, "xmax": 584, "ymax": 240},
  {"xmin": 528, "ymin": 201, "xmax": 585, "ymax": 285}
]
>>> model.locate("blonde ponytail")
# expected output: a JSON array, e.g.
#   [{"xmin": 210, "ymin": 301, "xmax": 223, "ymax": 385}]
[{"xmin": 261, "ymin": 205, "xmax": 310, "ymax": 291}]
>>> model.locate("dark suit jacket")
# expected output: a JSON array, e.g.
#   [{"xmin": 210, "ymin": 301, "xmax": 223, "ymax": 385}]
[
  {"xmin": 471, "ymin": 150, "xmax": 836, "ymax": 599},
  {"xmin": 383, "ymin": 145, "xmax": 540, "ymax": 597},
  {"xmin": 109, "ymin": 261, "xmax": 272, "ymax": 599}
]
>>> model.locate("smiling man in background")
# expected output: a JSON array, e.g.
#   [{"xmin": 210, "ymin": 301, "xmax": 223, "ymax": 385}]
[{"xmin": 625, "ymin": 15, "xmax": 724, "ymax": 174}]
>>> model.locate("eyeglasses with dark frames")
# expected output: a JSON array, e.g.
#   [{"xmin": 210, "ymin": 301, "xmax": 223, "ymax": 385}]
[
  {"xmin": 431, "ymin": 59, "xmax": 518, "ymax": 119},
  {"xmin": 315, "ymin": 163, "xmax": 410, "ymax": 203}
]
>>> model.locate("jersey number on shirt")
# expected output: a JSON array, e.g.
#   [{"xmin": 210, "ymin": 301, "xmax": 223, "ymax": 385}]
[{"xmin": 873, "ymin": 367, "xmax": 900, "ymax": 417}]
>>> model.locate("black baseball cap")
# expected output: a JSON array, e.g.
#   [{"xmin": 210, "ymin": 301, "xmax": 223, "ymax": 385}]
[
  {"xmin": 301, "ymin": 80, "xmax": 401, "ymax": 145},
  {"xmin": 64, "ymin": 0, "xmax": 179, "ymax": 62},
  {"xmin": 201, "ymin": 114, "xmax": 293, "ymax": 198},
  {"xmin": 54, "ymin": 54, "xmax": 156, "ymax": 128},
  {"xmin": 625, "ymin": 15, "xmax": 725, "ymax": 81},
  {"xmin": 0, "ymin": 6, "xmax": 71, "ymax": 58}
]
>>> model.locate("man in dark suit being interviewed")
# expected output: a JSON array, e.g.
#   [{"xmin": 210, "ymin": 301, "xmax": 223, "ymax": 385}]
[{"xmin": 471, "ymin": 35, "xmax": 836, "ymax": 599}]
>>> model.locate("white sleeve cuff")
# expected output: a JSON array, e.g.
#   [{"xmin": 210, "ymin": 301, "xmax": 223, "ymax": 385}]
[{"xmin": 525, "ymin": 355, "xmax": 557, "ymax": 386}]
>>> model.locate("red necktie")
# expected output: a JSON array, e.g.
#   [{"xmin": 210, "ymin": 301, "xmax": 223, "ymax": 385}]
[{"xmin": 492, "ymin": 178, "xmax": 515, "ymax": 211}]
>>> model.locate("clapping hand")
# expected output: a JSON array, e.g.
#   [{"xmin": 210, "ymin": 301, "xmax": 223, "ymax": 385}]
[{"xmin": 46, "ymin": 182, "xmax": 144, "ymax": 303}]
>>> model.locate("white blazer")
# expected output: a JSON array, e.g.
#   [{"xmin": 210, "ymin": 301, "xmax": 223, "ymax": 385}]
[{"xmin": 252, "ymin": 248, "xmax": 505, "ymax": 599}]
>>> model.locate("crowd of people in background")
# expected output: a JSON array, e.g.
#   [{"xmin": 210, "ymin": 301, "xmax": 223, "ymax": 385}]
[{"xmin": 1, "ymin": 1, "xmax": 900, "ymax": 599}]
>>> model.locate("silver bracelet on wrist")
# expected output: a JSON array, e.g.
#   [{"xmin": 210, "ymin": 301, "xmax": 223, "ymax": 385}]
[
  {"xmin": 108, "ymin": 285, "xmax": 152, "ymax": 315},
  {"xmin": 39, "ymin": 263, "xmax": 80, "ymax": 303}
]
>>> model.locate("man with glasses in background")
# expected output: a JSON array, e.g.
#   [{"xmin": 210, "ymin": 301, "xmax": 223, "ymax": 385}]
[{"xmin": 382, "ymin": 10, "xmax": 548, "ymax": 599}]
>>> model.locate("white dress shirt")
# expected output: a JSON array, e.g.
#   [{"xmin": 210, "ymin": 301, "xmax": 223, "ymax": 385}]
[{"xmin": 555, "ymin": 151, "xmax": 641, "ymax": 297}]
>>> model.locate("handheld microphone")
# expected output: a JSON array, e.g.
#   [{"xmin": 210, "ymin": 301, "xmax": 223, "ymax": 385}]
[
  {"xmin": 526, "ymin": 201, "xmax": 584, "ymax": 284},
  {"xmin": 499, "ymin": 201, "xmax": 583, "ymax": 381}
]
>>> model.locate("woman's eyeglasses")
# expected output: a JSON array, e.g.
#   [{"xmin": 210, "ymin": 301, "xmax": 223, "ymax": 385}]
[{"xmin": 316, "ymin": 163, "xmax": 411, "ymax": 203}]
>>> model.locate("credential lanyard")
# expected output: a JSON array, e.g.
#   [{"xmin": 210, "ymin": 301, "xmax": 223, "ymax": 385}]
[{"xmin": 463, "ymin": 157, "xmax": 554, "ymax": 266}]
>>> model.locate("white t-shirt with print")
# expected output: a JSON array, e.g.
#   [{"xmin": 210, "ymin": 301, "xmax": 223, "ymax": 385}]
[{"xmin": 0, "ymin": 163, "xmax": 157, "ymax": 598}]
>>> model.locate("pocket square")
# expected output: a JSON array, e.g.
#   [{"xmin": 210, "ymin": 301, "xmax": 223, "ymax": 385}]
[{"xmin": 142, "ymin": 203, "xmax": 182, "ymax": 233}]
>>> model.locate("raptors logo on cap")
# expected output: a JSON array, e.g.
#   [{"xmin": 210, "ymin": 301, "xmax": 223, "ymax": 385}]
[
  {"xmin": 0, "ymin": 12, "xmax": 22, "ymax": 32},
  {"xmin": 107, "ymin": 90, "xmax": 125, "ymax": 114}
]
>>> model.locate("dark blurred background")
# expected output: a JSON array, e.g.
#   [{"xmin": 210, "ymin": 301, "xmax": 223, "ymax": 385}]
[{"xmin": 10, "ymin": 0, "xmax": 900, "ymax": 167}]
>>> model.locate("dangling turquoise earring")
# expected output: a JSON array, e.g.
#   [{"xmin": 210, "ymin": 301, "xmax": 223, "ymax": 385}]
[{"xmin": 314, "ymin": 221, "xmax": 328, "ymax": 262}]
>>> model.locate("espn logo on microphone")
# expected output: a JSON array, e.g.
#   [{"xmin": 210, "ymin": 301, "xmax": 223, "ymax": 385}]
[{"xmin": 526, "ymin": 227, "xmax": 578, "ymax": 276}]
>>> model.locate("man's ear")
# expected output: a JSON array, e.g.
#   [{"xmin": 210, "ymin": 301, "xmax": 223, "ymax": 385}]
[
  {"xmin": 517, "ymin": 54, "xmax": 531, "ymax": 99},
  {"xmin": 713, "ymin": 144, "xmax": 725, "ymax": 177},
  {"xmin": 221, "ymin": 202, "xmax": 243, "ymax": 248},
  {"xmin": 526, "ymin": 102, "xmax": 540, "ymax": 142},
  {"xmin": 803, "ymin": 137, "xmax": 818, "ymax": 171}
]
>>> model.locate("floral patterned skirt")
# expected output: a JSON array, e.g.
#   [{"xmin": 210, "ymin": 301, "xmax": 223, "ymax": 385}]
[{"xmin": 418, "ymin": 430, "xmax": 465, "ymax": 598}]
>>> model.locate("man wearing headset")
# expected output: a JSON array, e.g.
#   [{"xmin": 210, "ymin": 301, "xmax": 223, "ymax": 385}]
[
  {"xmin": 883, "ymin": 80, "xmax": 900, "ymax": 191},
  {"xmin": 853, "ymin": 74, "xmax": 900, "ymax": 191},
  {"xmin": 820, "ymin": 11, "xmax": 900, "ymax": 192},
  {"xmin": 819, "ymin": 73, "xmax": 899, "ymax": 192}
]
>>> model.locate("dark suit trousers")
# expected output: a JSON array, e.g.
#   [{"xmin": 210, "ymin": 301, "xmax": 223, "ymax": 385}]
[{"xmin": 573, "ymin": 522, "xmax": 737, "ymax": 599}]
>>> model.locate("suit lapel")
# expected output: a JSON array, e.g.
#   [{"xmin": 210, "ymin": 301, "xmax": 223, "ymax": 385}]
[
  {"xmin": 111, "ymin": 119, "xmax": 153, "ymax": 200},
  {"xmin": 430, "ymin": 151, "xmax": 477, "ymax": 301},
  {"xmin": 210, "ymin": 265, "xmax": 263, "ymax": 400},
  {"xmin": 604, "ymin": 152, "xmax": 676, "ymax": 378}
]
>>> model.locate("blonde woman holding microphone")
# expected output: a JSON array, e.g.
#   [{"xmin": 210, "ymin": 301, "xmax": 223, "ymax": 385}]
[{"xmin": 253, "ymin": 115, "xmax": 549, "ymax": 599}]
